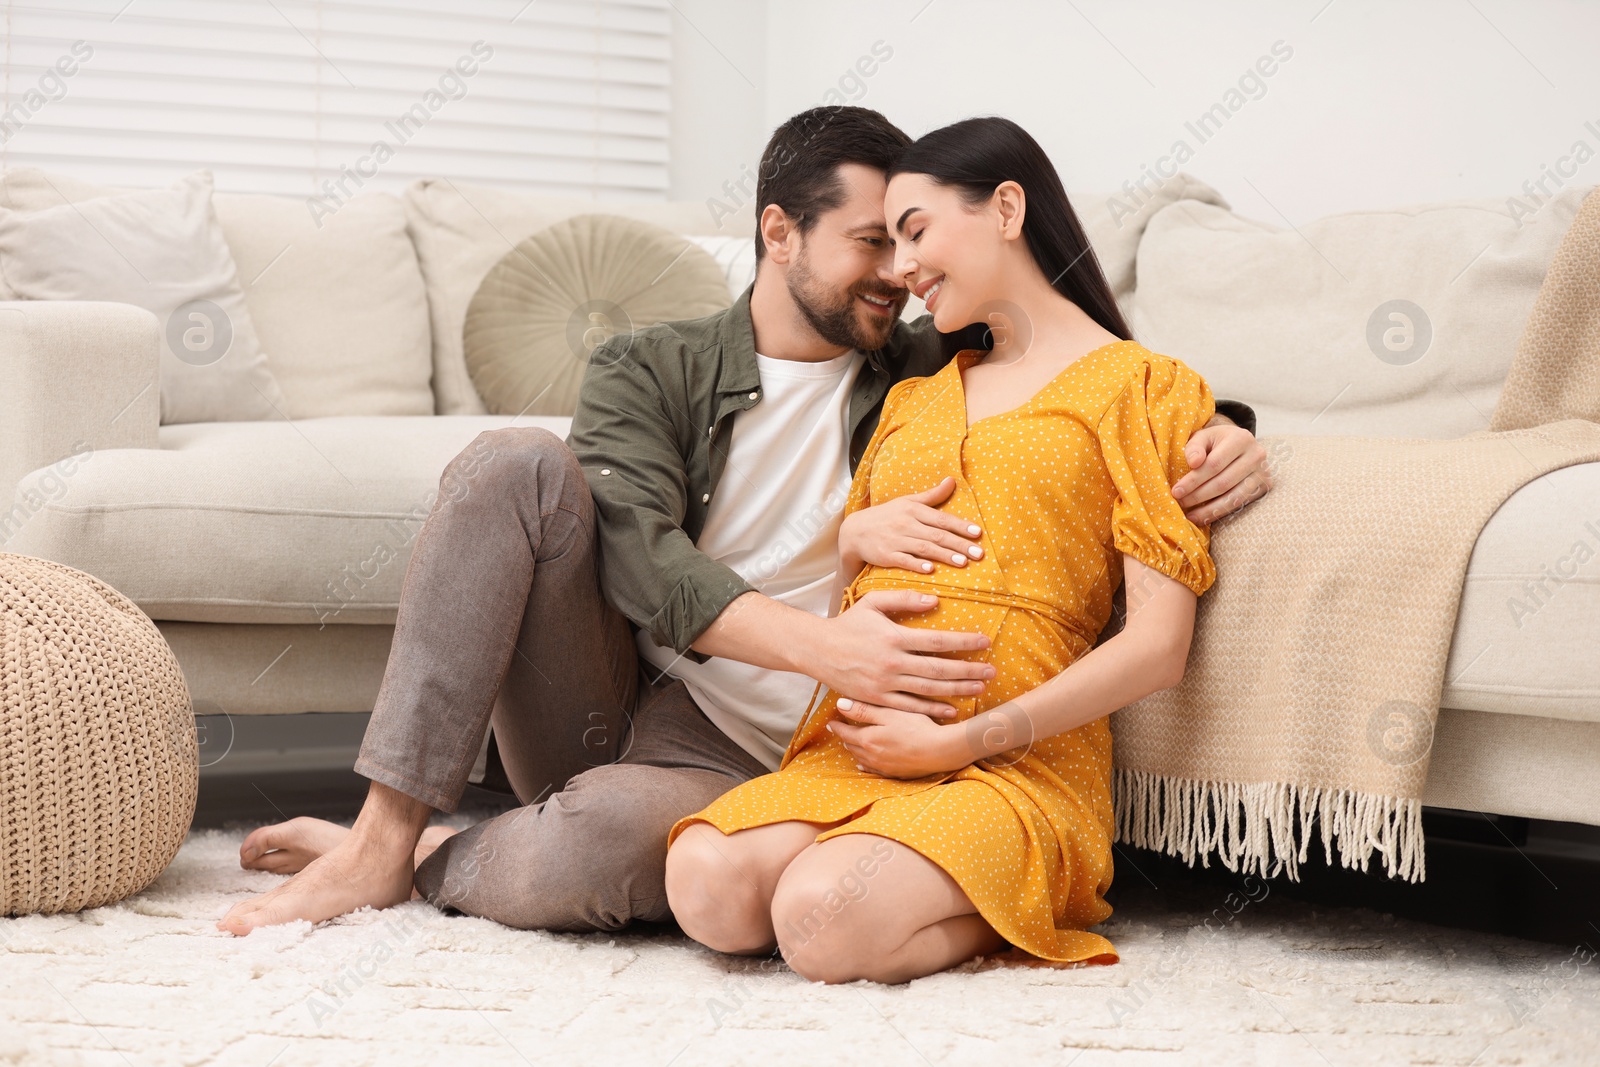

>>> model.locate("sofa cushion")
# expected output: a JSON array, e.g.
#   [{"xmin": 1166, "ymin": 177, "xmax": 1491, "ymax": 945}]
[
  {"xmin": 0, "ymin": 170, "xmax": 287, "ymax": 425},
  {"xmin": 1072, "ymin": 172, "xmax": 1230, "ymax": 318},
  {"xmin": 464, "ymin": 214, "xmax": 732, "ymax": 416},
  {"xmin": 404, "ymin": 179, "xmax": 752, "ymax": 416},
  {"xmin": 5, "ymin": 415, "xmax": 568, "ymax": 624},
  {"xmin": 209, "ymin": 190, "xmax": 435, "ymax": 419},
  {"xmin": 1128, "ymin": 184, "xmax": 1594, "ymax": 438},
  {"xmin": 0, "ymin": 167, "xmax": 434, "ymax": 419},
  {"xmin": 1440, "ymin": 460, "xmax": 1600, "ymax": 723}
]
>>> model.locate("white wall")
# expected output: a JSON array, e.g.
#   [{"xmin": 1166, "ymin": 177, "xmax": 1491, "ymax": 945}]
[
  {"xmin": 668, "ymin": 0, "xmax": 767, "ymax": 232},
  {"xmin": 670, "ymin": 0, "xmax": 1600, "ymax": 226}
]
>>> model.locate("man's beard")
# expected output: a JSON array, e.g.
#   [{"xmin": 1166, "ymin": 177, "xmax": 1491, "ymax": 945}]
[{"xmin": 787, "ymin": 250, "xmax": 902, "ymax": 351}]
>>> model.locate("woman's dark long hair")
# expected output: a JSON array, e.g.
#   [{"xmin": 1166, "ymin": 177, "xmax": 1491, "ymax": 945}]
[{"xmin": 888, "ymin": 117, "xmax": 1131, "ymax": 355}]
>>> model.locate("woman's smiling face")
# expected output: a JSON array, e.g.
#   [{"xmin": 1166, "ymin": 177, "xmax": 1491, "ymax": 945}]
[{"xmin": 886, "ymin": 172, "xmax": 1010, "ymax": 332}]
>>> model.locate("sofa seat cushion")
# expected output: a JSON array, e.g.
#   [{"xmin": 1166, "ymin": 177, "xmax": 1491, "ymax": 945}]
[
  {"xmin": 5, "ymin": 415, "xmax": 569, "ymax": 624},
  {"xmin": 1440, "ymin": 460, "xmax": 1600, "ymax": 723},
  {"xmin": 7, "ymin": 418, "xmax": 1594, "ymax": 719}
]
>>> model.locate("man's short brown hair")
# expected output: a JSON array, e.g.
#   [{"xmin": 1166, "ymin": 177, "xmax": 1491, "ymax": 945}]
[{"xmin": 753, "ymin": 106, "xmax": 911, "ymax": 261}]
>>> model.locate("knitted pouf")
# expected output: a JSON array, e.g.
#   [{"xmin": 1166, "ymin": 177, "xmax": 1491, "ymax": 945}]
[{"xmin": 1, "ymin": 553, "xmax": 196, "ymax": 915}]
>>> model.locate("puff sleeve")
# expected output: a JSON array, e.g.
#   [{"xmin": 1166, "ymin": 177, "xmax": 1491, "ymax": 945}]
[{"xmin": 1095, "ymin": 354, "xmax": 1217, "ymax": 597}]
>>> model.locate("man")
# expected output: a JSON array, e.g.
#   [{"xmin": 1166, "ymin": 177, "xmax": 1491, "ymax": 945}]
[{"xmin": 218, "ymin": 107, "xmax": 1269, "ymax": 935}]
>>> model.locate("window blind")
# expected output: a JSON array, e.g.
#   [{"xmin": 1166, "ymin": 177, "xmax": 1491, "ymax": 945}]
[{"xmin": 0, "ymin": 0, "xmax": 670, "ymax": 199}]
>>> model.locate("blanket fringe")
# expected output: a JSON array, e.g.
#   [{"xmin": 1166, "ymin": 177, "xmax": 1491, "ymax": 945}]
[{"xmin": 1112, "ymin": 769, "xmax": 1426, "ymax": 883}]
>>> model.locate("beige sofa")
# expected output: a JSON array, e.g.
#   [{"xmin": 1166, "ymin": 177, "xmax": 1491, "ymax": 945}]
[{"xmin": 2, "ymin": 171, "xmax": 1596, "ymax": 830}]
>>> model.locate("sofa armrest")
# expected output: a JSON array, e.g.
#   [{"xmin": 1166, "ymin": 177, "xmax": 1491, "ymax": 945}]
[{"xmin": 0, "ymin": 301, "xmax": 161, "ymax": 502}]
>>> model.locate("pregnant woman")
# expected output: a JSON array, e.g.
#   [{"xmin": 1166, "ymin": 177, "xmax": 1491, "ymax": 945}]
[{"xmin": 663, "ymin": 116, "xmax": 1218, "ymax": 984}]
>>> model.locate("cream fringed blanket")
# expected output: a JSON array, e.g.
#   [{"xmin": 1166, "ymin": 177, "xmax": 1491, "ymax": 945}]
[{"xmin": 1112, "ymin": 187, "xmax": 1600, "ymax": 883}]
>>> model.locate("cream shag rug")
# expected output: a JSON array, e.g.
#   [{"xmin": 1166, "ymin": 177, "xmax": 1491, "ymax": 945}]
[{"xmin": 3, "ymin": 819, "xmax": 1596, "ymax": 1066}]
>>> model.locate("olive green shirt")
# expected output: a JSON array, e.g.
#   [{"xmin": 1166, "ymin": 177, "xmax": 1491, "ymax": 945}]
[{"xmin": 567, "ymin": 285, "xmax": 1254, "ymax": 658}]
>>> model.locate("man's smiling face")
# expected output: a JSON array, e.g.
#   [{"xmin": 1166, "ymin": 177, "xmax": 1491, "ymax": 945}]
[{"xmin": 784, "ymin": 163, "xmax": 911, "ymax": 351}]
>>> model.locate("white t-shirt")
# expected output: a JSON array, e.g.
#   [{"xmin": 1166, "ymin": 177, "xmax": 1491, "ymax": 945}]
[{"xmin": 635, "ymin": 349, "xmax": 864, "ymax": 769}]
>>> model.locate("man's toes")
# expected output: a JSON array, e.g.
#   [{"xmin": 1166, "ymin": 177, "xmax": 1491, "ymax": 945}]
[
  {"xmin": 216, "ymin": 901, "xmax": 262, "ymax": 934},
  {"xmin": 234, "ymin": 902, "xmax": 288, "ymax": 933},
  {"xmin": 217, "ymin": 888, "xmax": 305, "ymax": 936},
  {"xmin": 240, "ymin": 816, "xmax": 347, "ymax": 871},
  {"xmin": 217, "ymin": 875, "xmax": 291, "ymax": 932},
  {"xmin": 240, "ymin": 822, "xmax": 300, "ymax": 864},
  {"xmin": 239, "ymin": 827, "xmax": 276, "ymax": 865},
  {"xmin": 219, "ymin": 912, "xmax": 269, "ymax": 936},
  {"xmin": 253, "ymin": 852, "xmax": 298, "ymax": 874},
  {"xmin": 240, "ymin": 848, "xmax": 289, "ymax": 873},
  {"xmin": 240, "ymin": 848, "xmax": 280, "ymax": 872}
]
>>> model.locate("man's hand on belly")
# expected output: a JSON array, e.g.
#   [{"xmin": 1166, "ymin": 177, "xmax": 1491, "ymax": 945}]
[
  {"xmin": 692, "ymin": 588, "xmax": 994, "ymax": 720},
  {"xmin": 810, "ymin": 590, "xmax": 995, "ymax": 718}
]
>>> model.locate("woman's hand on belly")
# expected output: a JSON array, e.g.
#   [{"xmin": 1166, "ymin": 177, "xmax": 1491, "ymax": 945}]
[
  {"xmin": 839, "ymin": 476, "xmax": 985, "ymax": 577},
  {"xmin": 828, "ymin": 697, "xmax": 972, "ymax": 779}
]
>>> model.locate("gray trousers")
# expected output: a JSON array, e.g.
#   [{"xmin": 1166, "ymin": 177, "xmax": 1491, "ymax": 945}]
[{"xmin": 353, "ymin": 427, "xmax": 768, "ymax": 932}]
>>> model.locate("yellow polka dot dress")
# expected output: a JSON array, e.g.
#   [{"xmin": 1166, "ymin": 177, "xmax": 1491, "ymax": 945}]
[{"xmin": 669, "ymin": 341, "xmax": 1218, "ymax": 964}]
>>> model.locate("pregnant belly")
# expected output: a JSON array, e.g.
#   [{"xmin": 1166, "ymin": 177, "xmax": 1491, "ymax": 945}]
[{"xmin": 846, "ymin": 569, "xmax": 1087, "ymax": 722}]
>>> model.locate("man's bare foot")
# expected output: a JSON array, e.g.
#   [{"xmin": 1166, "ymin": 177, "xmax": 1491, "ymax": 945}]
[
  {"xmin": 239, "ymin": 817, "xmax": 349, "ymax": 875},
  {"xmin": 240, "ymin": 819, "xmax": 458, "ymax": 877},
  {"xmin": 217, "ymin": 780, "xmax": 433, "ymax": 936},
  {"xmin": 217, "ymin": 832, "xmax": 415, "ymax": 935}
]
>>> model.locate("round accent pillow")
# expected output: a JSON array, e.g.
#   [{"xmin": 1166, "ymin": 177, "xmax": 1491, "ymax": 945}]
[
  {"xmin": 463, "ymin": 213, "xmax": 734, "ymax": 416},
  {"xmin": 1, "ymin": 554, "xmax": 197, "ymax": 915}
]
